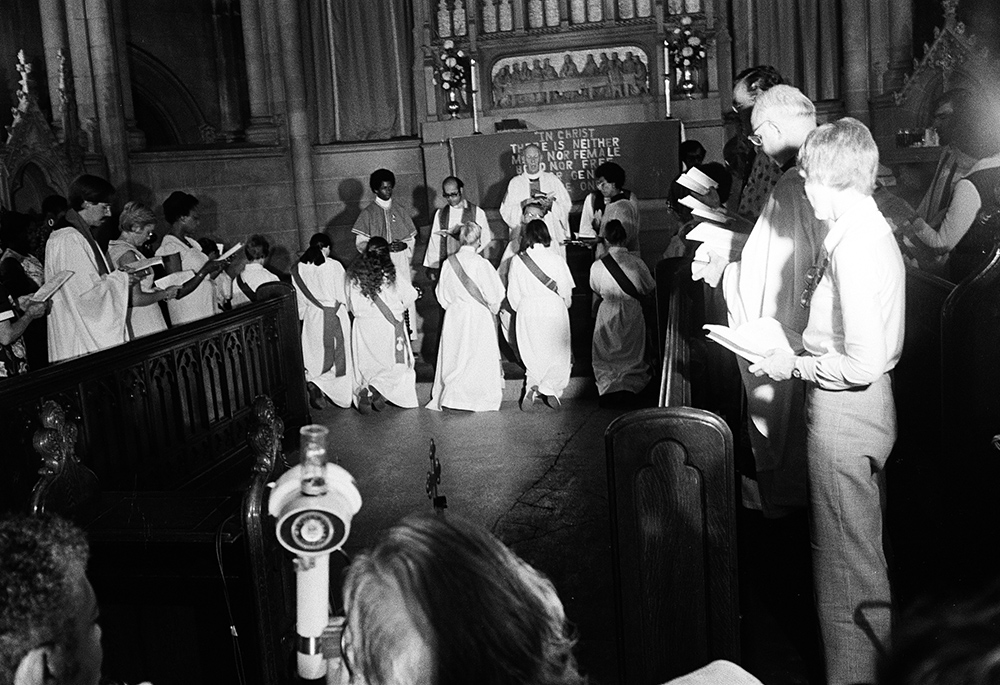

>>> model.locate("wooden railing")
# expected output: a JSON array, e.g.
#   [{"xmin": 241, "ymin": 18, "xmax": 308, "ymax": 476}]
[{"xmin": 0, "ymin": 282, "xmax": 309, "ymax": 513}]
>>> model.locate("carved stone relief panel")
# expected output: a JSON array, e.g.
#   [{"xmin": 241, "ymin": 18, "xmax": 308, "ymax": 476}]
[{"xmin": 490, "ymin": 45, "xmax": 650, "ymax": 109}]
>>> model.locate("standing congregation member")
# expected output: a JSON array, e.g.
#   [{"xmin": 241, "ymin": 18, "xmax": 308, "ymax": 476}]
[
  {"xmin": 507, "ymin": 219, "xmax": 575, "ymax": 410},
  {"xmin": 232, "ymin": 234, "xmax": 278, "ymax": 307},
  {"xmin": 500, "ymin": 143, "xmax": 572, "ymax": 260},
  {"xmin": 590, "ymin": 220, "xmax": 654, "ymax": 402},
  {"xmin": 352, "ymin": 169, "xmax": 418, "ymax": 339},
  {"xmin": 695, "ymin": 85, "xmax": 822, "ymax": 519},
  {"xmin": 348, "ymin": 237, "xmax": 419, "ymax": 413},
  {"xmin": 579, "ymin": 161, "xmax": 641, "ymax": 257},
  {"xmin": 427, "ymin": 222, "xmax": 505, "ymax": 412},
  {"xmin": 0, "ymin": 281, "xmax": 49, "ymax": 379},
  {"xmin": 45, "ymin": 175, "xmax": 131, "ymax": 362},
  {"xmin": 155, "ymin": 191, "xmax": 224, "ymax": 326},
  {"xmin": 750, "ymin": 118, "xmax": 904, "ymax": 685},
  {"xmin": 423, "ymin": 176, "xmax": 493, "ymax": 280},
  {"xmin": 729, "ymin": 65, "xmax": 786, "ymax": 221},
  {"xmin": 108, "ymin": 201, "xmax": 179, "ymax": 339},
  {"xmin": 292, "ymin": 233, "xmax": 355, "ymax": 410}
]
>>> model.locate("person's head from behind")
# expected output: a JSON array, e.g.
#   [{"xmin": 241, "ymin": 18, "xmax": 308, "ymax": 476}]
[
  {"xmin": 300, "ymin": 232, "xmax": 332, "ymax": 266},
  {"xmin": 459, "ymin": 221, "xmax": 481, "ymax": 249},
  {"xmin": 595, "ymin": 162, "xmax": 626, "ymax": 198},
  {"xmin": 797, "ymin": 117, "xmax": 879, "ymax": 222},
  {"xmin": 521, "ymin": 202, "xmax": 546, "ymax": 225},
  {"xmin": 679, "ymin": 140, "xmax": 706, "ymax": 171},
  {"xmin": 523, "ymin": 219, "xmax": 551, "ymax": 251},
  {"xmin": 68, "ymin": 176, "xmax": 114, "ymax": 228},
  {"xmin": 879, "ymin": 579, "xmax": 1000, "ymax": 685},
  {"xmin": 750, "ymin": 85, "xmax": 816, "ymax": 164},
  {"xmin": 521, "ymin": 144, "xmax": 543, "ymax": 176},
  {"xmin": 604, "ymin": 219, "xmax": 627, "ymax": 248},
  {"xmin": 733, "ymin": 65, "xmax": 784, "ymax": 128},
  {"xmin": 244, "ymin": 234, "xmax": 270, "ymax": 263},
  {"xmin": 370, "ymin": 169, "xmax": 396, "ymax": 202},
  {"xmin": 340, "ymin": 513, "xmax": 582, "ymax": 685},
  {"xmin": 117, "ymin": 201, "xmax": 157, "ymax": 248},
  {"xmin": 162, "ymin": 191, "xmax": 200, "ymax": 232},
  {"xmin": 350, "ymin": 237, "xmax": 395, "ymax": 300},
  {"xmin": 0, "ymin": 514, "xmax": 101, "ymax": 685}
]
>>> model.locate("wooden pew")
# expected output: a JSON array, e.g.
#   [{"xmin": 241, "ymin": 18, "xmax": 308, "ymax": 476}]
[{"xmin": 605, "ymin": 257, "xmax": 739, "ymax": 684}]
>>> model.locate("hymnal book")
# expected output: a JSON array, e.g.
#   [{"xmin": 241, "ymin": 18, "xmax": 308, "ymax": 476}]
[
  {"xmin": 678, "ymin": 195, "xmax": 731, "ymax": 225},
  {"xmin": 704, "ymin": 317, "xmax": 804, "ymax": 364},
  {"xmin": 687, "ymin": 222, "xmax": 749, "ymax": 261},
  {"xmin": 675, "ymin": 167, "xmax": 718, "ymax": 196},
  {"xmin": 154, "ymin": 271, "xmax": 189, "ymax": 289},
  {"xmin": 218, "ymin": 242, "xmax": 243, "ymax": 261},
  {"xmin": 29, "ymin": 271, "xmax": 73, "ymax": 303},
  {"xmin": 120, "ymin": 256, "xmax": 163, "ymax": 273}
]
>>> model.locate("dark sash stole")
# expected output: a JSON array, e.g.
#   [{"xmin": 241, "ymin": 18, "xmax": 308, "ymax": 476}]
[
  {"xmin": 372, "ymin": 293, "xmax": 409, "ymax": 365},
  {"xmin": 518, "ymin": 253, "xmax": 559, "ymax": 294},
  {"xmin": 291, "ymin": 264, "xmax": 347, "ymax": 376},
  {"xmin": 438, "ymin": 203, "xmax": 478, "ymax": 266},
  {"xmin": 600, "ymin": 254, "xmax": 642, "ymax": 300},
  {"xmin": 447, "ymin": 254, "xmax": 491, "ymax": 310},
  {"xmin": 236, "ymin": 274, "xmax": 257, "ymax": 303}
]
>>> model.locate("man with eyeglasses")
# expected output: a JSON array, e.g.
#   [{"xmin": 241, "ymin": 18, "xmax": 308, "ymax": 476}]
[
  {"xmin": 696, "ymin": 85, "xmax": 823, "ymax": 520},
  {"xmin": 422, "ymin": 176, "xmax": 493, "ymax": 281},
  {"xmin": 44, "ymin": 174, "xmax": 132, "ymax": 362},
  {"xmin": 728, "ymin": 65, "xmax": 786, "ymax": 222}
]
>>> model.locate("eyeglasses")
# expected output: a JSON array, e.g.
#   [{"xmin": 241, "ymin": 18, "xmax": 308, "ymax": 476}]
[
  {"xmin": 747, "ymin": 120, "xmax": 772, "ymax": 147},
  {"xmin": 443, "ymin": 191, "xmax": 461, "ymax": 198},
  {"xmin": 800, "ymin": 253, "xmax": 830, "ymax": 309}
]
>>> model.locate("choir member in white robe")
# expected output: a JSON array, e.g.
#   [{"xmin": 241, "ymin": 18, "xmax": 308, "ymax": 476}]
[
  {"xmin": 45, "ymin": 175, "xmax": 130, "ymax": 362},
  {"xmin": 232, "ymin": 234, "xmax": 279, "ymax": 307},
  {"xmin": 507, "ymin": 219, "xmax": 575, "ymax": 408},
  {"xmin": 292, "ymin": 233, "xmax": 355, "ymax": 410},
  {"xmin": 427, "ymin": 222, "xmax": 505, "ymax": 412},
  {"xmin": 348, "ymin": 237, "xmax": 419, "ymax": 412},
  {"xmin": 155, "ymin": 191, "xmax": 224, "ymax": 326},
  {"xmin": 108, "ymin": 202, "xmax": 179, "ymax": 339},
  {"xmin": 500, "ymin": 144, "xmax": 572, "ymax": 260},
  {"xmin": 578, "ymin": 162, "xmax": 641, "ymax": 259},
  {"xmin": 590, "ymin": 220, "xmax": 655, "ymax": 396}
]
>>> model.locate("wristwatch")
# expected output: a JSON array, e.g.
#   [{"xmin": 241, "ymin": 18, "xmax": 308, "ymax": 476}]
[{"xmin": 791, "ymin": 365, "xmax": 802, "ymax": 380}]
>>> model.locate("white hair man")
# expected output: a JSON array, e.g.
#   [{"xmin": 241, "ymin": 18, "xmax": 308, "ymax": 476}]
[{"xmin": 499, "ymin": 144, "xmax": 572, "ymax": 260}]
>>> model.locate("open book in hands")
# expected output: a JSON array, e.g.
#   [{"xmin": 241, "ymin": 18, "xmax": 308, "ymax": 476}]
[{"xmin": 704, "ymin": 317, "xmax": 804, "ymax": 364}]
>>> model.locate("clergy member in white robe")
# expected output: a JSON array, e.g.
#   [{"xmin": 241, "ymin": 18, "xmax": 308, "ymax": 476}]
[
  {"xmin": 45, "ymin": 175, "xmax": 130, "ymax": 362},
  {"xmin": 292, "ymin": 233, "xmax": 355, "ymax": 410},
  {"xmin": 348, "ymin": 237, "xmax": 419, "ymax": 411},
  {"xmin": 156, "ymin": 191, "xmax": 222, "ymax": 326},
  {"xmin": 232, "ymin": 234, "xmax": 279, "ymax": 307},
  {"xmin": 423, "ymin": 176, "xmax": 493, "ymax": 275},
  {"xmin": 590, "ymin": 220, "xmax": 655, "ymax": 396},
  {"xmin": 427, "ymin": 222, "xmax": 505, "ymax": 412},
  {"xmin": 507, "ymin": 219, "xmax": 575, "ymax": 408},
  {"xmin": 500, "ymin": 144, "xmax": 572, "ymax": 260}
]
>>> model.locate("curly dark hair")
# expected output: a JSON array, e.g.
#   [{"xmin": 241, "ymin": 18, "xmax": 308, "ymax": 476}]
[
  {"xmin": 349, "ymin": 237, "xmax": 396, "ymax": 301},
  {"xmin": 0, "ymin": 514, "xmax": 90, "ymax": 684}
]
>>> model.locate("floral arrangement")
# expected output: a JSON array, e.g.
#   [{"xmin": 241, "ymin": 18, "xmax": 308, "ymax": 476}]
[
  {"xmin": 432, "ymin": 39, "xmax": 469, "ymax": 116},
  {"xmin": 669, "ymin": 16, "xmax": 707, "ymax": 72}
]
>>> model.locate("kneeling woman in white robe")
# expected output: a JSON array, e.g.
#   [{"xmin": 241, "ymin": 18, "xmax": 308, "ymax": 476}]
[
  {"xmin": 292, "ymin": 233, "xmax": 355, "ymax": 410},
  {"xmin": 590, "ymin": 219, "xmax": 655, "ymax": 396},
  {"xmin": 347, "ymin": 237, "xmax": 419, "ymax": 411},
  {"xmin": 427, "ymin": 222, "xmax": 505, "ymax": 411},
  {"xmin": 507, "ymin": 219, "xmax": 575, "ymax": 406}
]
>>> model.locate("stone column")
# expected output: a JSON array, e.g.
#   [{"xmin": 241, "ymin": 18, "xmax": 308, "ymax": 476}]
[
  {"xmin": 840, "ymin": 0, "xmax": 871, "ymax": 123},
  {"xmin": 38, "ymin": 0, "xmax": 69, "ymax": 141},
  {"xmin": 108, "ymin": 0, "xmax": 145, "ymax": 150},
  {"xmin": 211, "ymin": 0, "xmax": 245, "ymax": 142},
  {"xmin": 82, "ymin": 0, "xmax": 130, "ymax": 184},
  {"xmin": 63, "ymin": 0, "xmax": 98, "ymax": 141},
  {"xmin": 885, "ymin": 0, "xmax": 913, "ymax": 92},
  {"xmin": 275, "ymin": 0, "xmax": 318, "ymax": 248},
  {"xmin": 241, "ymin": 0, "xmax": 278, "ymax": 144}
]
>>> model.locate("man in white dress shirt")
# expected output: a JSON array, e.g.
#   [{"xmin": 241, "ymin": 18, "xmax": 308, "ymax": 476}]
[
  {"xmin": 423, "ymin": 176, "xmax": 493, "ymax": 280},
  {"xmin": 500, "ymin": 144, "xmax": 571, "ymax": 259}
]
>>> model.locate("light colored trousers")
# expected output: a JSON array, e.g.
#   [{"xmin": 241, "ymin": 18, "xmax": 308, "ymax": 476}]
[{"xmin": 807, "ymin": 373, "xmax": 895, "ymax": 685}]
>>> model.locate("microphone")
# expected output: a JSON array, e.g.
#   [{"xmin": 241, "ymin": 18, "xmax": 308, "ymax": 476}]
[{"xmin": 268, "ymin": 425, "xmax": 362, "ymax": 680}]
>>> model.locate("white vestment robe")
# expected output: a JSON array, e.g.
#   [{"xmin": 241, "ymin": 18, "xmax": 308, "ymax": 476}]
[
  {"xmin": 45, "ymin": 222, "xmax": 129, "ymax": 362},
  {"xmin": 500, "ymin": 171, "xmax": 572, "ymax": 260},
  {"xmin": 348, "ymin": 279, "xmax": 419, "ymax": 408},
  {"xmin": 590, "ymin": 247, "xmax": 654, "ymax": 394},
  {"xmin": 294, "ymin": 259, "xmax": 356, "ymax": 408},
  {"xmin": 156, "ymin": 234, "xmax": 215, "ymax": 326},
  {"xmin": 108, "ymin": 240, "xmax": 168, "ymax": 339},
  {"xmin": 232, "ymin": 262, "xmax": 279, "ymax": 307},
  {"xmin": 427, "ymin": 247, "xmax": 505, "ymax": 411},
  {"xmin": 507, "ymin": 245, "xmax": 575, "ymax": 398}
]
